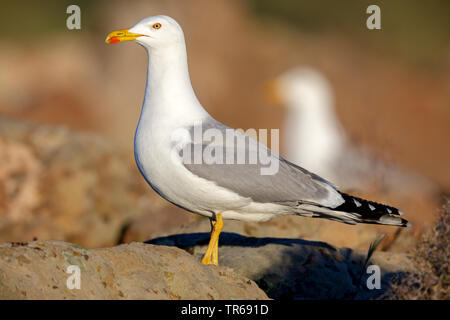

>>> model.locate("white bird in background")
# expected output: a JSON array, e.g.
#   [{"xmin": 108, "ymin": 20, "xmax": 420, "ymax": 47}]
[
  {"xmin": 106, "ymin": 16, "xmax": 409, "ymax": 266},
  {"xmin": 266, "ymin": 67, "xmax": 438, "ymax": 195}
]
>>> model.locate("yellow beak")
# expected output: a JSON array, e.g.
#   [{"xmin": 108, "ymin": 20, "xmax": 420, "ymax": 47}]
[
  {"xmin": 105, "ymin": 28, "xmax": 146, "ymax": 44},
  {"xmin": 263, "ymin": 79, "xmax": 284, "ymax": 106}
]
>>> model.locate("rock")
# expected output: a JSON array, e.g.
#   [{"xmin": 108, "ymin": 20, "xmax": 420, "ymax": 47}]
[
  {"xmin": 0, "ymin": 117, "xmax": 189, "ymax": 248},
  {"xmin": 0, "ymin": 117, "xmax": 425, "ymax": 299},
  {"xmin": 0, "ymin": 240, "xmax": 268, "ymax": 300},
  {"xmin": 148, "ymin": 231, "xmax": 418, "ymax": 299}
]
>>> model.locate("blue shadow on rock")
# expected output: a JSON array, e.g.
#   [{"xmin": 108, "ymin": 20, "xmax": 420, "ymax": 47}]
[{"xmin": 146, "ymin": 232, "xmax": 409, "ymax": 300}]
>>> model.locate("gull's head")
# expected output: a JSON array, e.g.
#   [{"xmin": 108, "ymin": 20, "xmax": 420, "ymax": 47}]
[
  {"xmin": 105, "ymin": 15, "xmax": 184, "ymax": 49},
  {"xmin": 264, "ymin": 67, "xmax": 333, "ymax": 110}
]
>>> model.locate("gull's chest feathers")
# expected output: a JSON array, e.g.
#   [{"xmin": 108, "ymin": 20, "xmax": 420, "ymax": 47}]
[
  {"xmin": 134, "ymin": 116, "xmax": 247, "ymax": 216},
  {"xmin": 134, "ymin": 116, "xmax": 182, "ymax": 196}
]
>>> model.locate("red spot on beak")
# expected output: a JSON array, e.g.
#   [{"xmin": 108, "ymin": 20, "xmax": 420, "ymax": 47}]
[{"xmin": 109, "ymin": 37, "xmax": 120, "ymax": 44}]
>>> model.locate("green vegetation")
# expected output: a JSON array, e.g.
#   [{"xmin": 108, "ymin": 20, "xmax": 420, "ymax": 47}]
[
  {"xmin": 247, "ymin": 0, "xmax": 450, "ymax": 65},
  {"xmin": 0, "ymin": 0, "xmax": 97, "ymax": 41}
]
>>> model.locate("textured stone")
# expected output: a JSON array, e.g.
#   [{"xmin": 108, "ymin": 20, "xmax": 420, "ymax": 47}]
[
  {"xmin": 0, "ymin": 117, "xmax": 188, "ymax": 248},
  {"xmin": 148, "ymin": 231, "xmax": 417, "ymax": 299},
  {"xmin": 0, "ymin": 240, "xmax": 268, "ymax": 300}
]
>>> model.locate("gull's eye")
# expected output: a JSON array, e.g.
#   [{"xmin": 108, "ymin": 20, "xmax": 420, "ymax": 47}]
[{"xmin": 152, "ymin": 23, "xmax": 162, "ymax": 30}]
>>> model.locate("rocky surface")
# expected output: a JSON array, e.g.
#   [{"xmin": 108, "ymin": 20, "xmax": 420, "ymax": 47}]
[
  {"xmin": 0, "ymin": 118, "xmax": 429, "ymax": 300},
  {"xmin": 0, "ymin": 235, "xmax": 417, "ymax": 300},
  {"xmin": 148, "ymin": 231, "xmax": 418, "ymax": 299},
  {"xmin": 0, "ymin": 240, "xmax": 268, "ymax": 299},
  {"xmin": 0, "ymin": 117, "xmax": 192, "ymax": 248}
]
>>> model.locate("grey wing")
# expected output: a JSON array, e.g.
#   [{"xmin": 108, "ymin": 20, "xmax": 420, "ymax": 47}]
[{"xmin": 180, "ymin": 119, "xmax": 344, "ymax": 208}]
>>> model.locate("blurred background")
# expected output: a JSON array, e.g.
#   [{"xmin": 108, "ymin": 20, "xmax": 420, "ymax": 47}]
[{"xmin": 0, "ymin": 0, "xmax": 448, "ymax": 251}]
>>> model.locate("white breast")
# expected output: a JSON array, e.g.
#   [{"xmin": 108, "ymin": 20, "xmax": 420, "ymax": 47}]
[{"xmin": 134, "ymin": 120, "xmax": 250, "ymax": 217}]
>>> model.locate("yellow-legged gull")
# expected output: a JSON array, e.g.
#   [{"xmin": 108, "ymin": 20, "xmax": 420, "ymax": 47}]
[{"xmin": 106, "ymin": 15, "xmax": 409, "ymax": 266}]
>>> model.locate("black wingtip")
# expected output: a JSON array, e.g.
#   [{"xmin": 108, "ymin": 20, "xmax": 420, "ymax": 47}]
[{"xmin": 336, "ymin": 192, "xmax": 409, "ymax": 227}]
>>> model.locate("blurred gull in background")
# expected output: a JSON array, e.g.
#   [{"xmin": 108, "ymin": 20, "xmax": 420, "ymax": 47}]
[{"xmin": 266, "ymin": 67, "xmax": 439, "ymax": 196}]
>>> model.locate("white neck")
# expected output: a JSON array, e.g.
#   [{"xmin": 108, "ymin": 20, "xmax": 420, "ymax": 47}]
[{"xmin": 138, "ymin": 42, "xmax": 208, "ymax": 128}]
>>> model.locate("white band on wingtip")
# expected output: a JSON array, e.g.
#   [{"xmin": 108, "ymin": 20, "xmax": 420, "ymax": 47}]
[{"xmin": 353, "ymin": 199, "xmax": 362, "ymax": 207}]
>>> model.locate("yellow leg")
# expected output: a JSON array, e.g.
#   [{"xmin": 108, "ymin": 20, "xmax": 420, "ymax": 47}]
[
  {"xmin": 211, "ymin": 216, "xmax": 223, "ymax": 265},
  {"xmin": 201, "ymin": 219, "xmax": 216, "ymax": 265},
  {"xmin": 201, "ymin": 213, "xmax": 223, "ymax": 266},
  {"xmin": 211, "ymin": 238, "xmax": 219, "ymax": 266}
]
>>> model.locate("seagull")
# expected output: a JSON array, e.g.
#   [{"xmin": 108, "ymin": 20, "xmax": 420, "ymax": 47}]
[
  {"xmin": 106, "ymin": 15, "xmax": 409, "ymax": 266},
  {"xmin": 266, "ymin": 67, "xmax": 438, "ymax": 194},
  {"xmin": 265, "ymin": 67, "xmax": 345, "ymax": 184}
]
